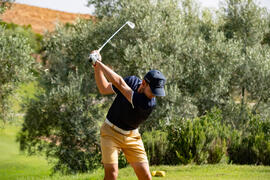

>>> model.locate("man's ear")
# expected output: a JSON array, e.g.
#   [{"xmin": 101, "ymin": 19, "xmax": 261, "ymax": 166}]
[{"xmin": 142, "ymin": 79, "xmax": 147, "ymax": 87}]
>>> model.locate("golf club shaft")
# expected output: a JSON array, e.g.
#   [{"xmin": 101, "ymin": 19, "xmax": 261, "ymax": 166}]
[{"xmin": 98, "ymin": 22, "xmax": 128, "ymax": 52}]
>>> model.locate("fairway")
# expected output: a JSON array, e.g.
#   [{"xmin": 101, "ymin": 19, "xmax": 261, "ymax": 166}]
[
  {"xmin": 1, "ymin": 125, "xmax": 270, "ymax": 180},
  {"xmin": 0, "ymin": 125, "xmax": 51, "ymax": 180}
]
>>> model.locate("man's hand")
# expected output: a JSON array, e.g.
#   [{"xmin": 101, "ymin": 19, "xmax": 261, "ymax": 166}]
[{"xmin": 89, "ymin": 50, "xmax": 101, "ymax": 65}]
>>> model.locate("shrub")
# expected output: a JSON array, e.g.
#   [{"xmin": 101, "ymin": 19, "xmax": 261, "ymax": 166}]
[
  {"xmin": 207, "ymin": 138, "xmax": 227, "ymax": 164},
  {"xmin": 167, "ymin": 108, "xmax": 230, "ymax": 165},
  {"xmin": 228, "ymin": 113, "xmax": 270, "ymax": 165},
  {"xmin": 142, "ymin": 130, "xmax": 168, "ymax": 165}
]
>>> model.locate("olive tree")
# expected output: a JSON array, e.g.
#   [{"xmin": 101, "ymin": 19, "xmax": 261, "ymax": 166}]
[
  {"xmin": 219, "ymin": 0, "xmax": 270, "ymax": 126},
  {"xmin": 220, "ymin": 0, "xmax": 268, "ymax": 104},
  {"xmin": 0, "ymin": 26, "xmax": 34, "ymax": 123}
]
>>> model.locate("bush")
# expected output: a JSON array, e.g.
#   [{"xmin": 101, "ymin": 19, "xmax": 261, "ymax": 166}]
[
  {"xmin": 142, "ymin": 130, "xmax": 168, "ymax": 165},
  {"xmin": 228, "ymin": 113, "xmax": 270, "ymax": 165},
  {"xmin": 207, "ymin": 138, "xmax": 227, "ymax": 164},
  {"xmin": 167, "ymin": 108, "xmax": 230, "ymax": 165}
]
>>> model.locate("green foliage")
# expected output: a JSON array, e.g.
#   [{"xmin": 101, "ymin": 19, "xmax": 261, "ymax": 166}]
[
  {"xmin": 167, "ymin": 108, "xmax": 229, "ymax": 165},
  {"xmin": 0, "ymin": 26, "xmax": 34, "ymax": 122},
  {"xmin": 220, "ymin": 0, "xmax": 270, "ymax": 115},
  {"xmin": 207, "ymin": 138, "xmax": 227, "ymax": 164},
  {"xmin": 142, "ymin": 130, "xmax": 168, "ymax": 165},
  {"xmin": 89, "ymin": 0, "xmax": 246, "ymax": 129},
  {"xmin": 0, "ymin": 22, "xmax": 43, "ymax": 53},
  {"xmin": 17, "ymin": 75, "xmax": 106, "ymax": 174},
  {"xmin": 228, "ymin": 113, "xmax": 270, "ymax": 165},
  {"xmin": 220, "ymin": 0, "xmax": 267, "ymax": 45},
  {"xmin": 118, "ymin": 151, "xmax": 128, "ymax": 168},
  {"xmin": 20, "ymin": 0, "xmax": 270, "ymax": 173},
  {"xmin": 19, "ymin": 16, "xmax": 114, "ymax": 173}
]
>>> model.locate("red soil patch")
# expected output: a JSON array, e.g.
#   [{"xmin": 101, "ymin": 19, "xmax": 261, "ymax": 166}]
[{"xmin": 1, "ymin": 3, "xmax": 94, "ymax": 34}]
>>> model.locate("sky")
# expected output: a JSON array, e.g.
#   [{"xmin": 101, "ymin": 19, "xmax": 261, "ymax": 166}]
[{"xmin": 16, "ymin": 0, "xmax": 270, "ymax": 15}]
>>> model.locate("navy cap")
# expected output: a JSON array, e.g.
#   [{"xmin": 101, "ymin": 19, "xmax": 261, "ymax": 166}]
[{"xmin": 144, "ymin": 70, "xmax": 166, "ymax": 97}]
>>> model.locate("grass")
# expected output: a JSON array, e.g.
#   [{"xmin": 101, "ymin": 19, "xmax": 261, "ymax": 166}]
[
  {"xmin": 0, "ymin": 124, "xmax": 51, "ymax": 180},
  {"xmin": 1, "ymin": 124, "xmax": 270, "ymax": 180}
]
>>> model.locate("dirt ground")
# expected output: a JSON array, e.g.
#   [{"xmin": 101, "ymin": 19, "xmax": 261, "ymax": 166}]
[{"xmin": 1, "ymin": 3, "xmax": 94, "ymax": 34}]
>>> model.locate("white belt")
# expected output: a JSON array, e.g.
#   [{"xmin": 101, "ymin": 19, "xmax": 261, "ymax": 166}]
[{"xmin": 105, "ymin": 119, "xmax": 138, "ymax": 135}]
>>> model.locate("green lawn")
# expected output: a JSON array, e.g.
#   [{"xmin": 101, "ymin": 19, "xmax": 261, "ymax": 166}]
[{"xmin": 1, "ymin": 124, "xmax": 270, "ymax": 180}]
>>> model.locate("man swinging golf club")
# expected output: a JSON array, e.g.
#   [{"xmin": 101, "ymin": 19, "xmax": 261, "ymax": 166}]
[{"xmin": 90, "ymin": 50, "xmax": 166, "ymax": 180}]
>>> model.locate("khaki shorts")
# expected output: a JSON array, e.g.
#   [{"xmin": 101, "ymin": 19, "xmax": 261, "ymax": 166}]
[{"xmin": 100, "ymin": 122, "xmax": 148, "ymax": 164}]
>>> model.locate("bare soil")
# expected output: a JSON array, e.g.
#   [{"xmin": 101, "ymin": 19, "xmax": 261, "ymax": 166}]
[{"xmin": 1, "ymin": 3, "xmax": 94, "ymax": 34}]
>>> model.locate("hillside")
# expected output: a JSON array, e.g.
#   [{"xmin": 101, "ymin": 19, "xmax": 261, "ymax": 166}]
[{"xmin": 0, "ymin": 3, "xmax": 94, "ymax": 34}]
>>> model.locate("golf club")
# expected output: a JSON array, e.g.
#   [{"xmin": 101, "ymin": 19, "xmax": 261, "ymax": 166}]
[{"xmin": 89, "ymin": 21, "xmax": 135, "ymax": 63}]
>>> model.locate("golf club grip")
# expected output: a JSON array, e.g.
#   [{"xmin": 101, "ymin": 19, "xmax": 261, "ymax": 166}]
[{"xmin": 89, "ymin": 52, "xmax": 100, "ymax": 64}]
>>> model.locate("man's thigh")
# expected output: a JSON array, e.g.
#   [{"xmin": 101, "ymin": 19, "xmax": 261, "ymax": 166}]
[
  {"xmin": 122, "ymin": 133, "xmax": 148, "ymax": 163},
  {"xmin": 100, "ymin": 123, "xmax": 120, "ymax": 164},
  {"xmin": 100, "ymin": 123, "xmax": 148, "ymax": 164}
]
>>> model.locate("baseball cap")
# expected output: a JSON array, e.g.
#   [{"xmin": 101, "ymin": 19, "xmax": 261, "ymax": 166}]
[{"xmin": 144, "ymin": 70, "xmax": 166, "ymax": 97}]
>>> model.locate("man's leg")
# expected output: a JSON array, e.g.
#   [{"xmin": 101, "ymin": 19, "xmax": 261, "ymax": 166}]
[
  {"xmin": 100, "ymin": 123, "xmax": 121, "ymax": 180},
  {"xmin": 103, "ymin": 163, "xmax": 118, "ymax": 180},
  {"xmin": 122, "ymin": 131, "xmax": 151, "ymax": 180},
  {"xmin": 130, "ymin": 162, "xmax": 152, "ymax": 180}
]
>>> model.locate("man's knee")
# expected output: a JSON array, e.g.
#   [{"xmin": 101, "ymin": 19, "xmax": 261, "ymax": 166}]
[
  {"xmin": 130, "ymin": 162, "xmax": 152, "ymax": 180},
  {"xmin": 104, "ymin": 164, "xmax": 118, "ymax": 180},
  {"xmin": 104, "ymin": 171, "xmax": 118, "ymax": 180}
]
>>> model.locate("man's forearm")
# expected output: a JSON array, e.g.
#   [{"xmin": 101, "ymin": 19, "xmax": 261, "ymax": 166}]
[
  {"xmin": 94, "ymin": 65, "xmax": 106, "ymax": 92},
  {"xmin": 95, "ymin": 61, "xmax": 132, "ymax": 103},
  {"xmin": 95, "ymin": 61, "xmax": 125, "ymax": 90},
  {"xmin": 93, "ymin": 63, "xmax": 113, "ymax": 94}
]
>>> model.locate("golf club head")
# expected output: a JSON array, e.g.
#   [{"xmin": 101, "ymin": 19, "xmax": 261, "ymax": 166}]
[{"xmin": 126, "ymin": 21, "xmax": 135, "ymax": 29}]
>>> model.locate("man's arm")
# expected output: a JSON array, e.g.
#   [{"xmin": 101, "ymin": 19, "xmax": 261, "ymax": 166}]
[
  {"xmin": 93, "ymin": 61, "xmax": 115, "ymax": 95},
  {"xmin": 95, "ymin": 61, "xmax": 133, "ymax": 104}
]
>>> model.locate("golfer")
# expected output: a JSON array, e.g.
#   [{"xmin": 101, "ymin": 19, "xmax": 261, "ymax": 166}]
[{"xmin": 91, "ymin": 50, "xmax": 166, "ymax": 180}]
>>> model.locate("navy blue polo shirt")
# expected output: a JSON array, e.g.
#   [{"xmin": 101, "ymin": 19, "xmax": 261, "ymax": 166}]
[{"xmin": 106, "ymin": 76, "xmax": 156, "ymax": 130}]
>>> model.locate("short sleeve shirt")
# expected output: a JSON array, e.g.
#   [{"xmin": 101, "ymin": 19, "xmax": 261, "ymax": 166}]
[{"xmin": 106, "ymin": 76, "xmax": 156, "ymax": 130}]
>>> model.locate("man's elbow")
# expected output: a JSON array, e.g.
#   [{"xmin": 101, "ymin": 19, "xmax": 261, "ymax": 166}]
[
  {"xmin": 98, "ymin": 88, "xmax": 107, "ymax": 95},
  {"xmin": 100, "ymin": 91, "xmax": 109, "ymax": 95},
  {"xmin": 98, "ymin": 88, "xmax": 112, "ymax": 95}
]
